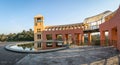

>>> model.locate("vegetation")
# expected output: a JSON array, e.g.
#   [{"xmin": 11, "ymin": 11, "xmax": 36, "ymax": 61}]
[
  {"xmin": 84, "ymin": 34, "xmax": 101, "ymax": 46},
  {"xmin": 46, "ymin": 34, "xmax": 52, "ymax": 40},
  {"xmin": 17, "ymin": 43, "xmax": 34, "ymax": 50},
  {"xmin": 0, "ymin": 29, "xmax": 34, "ymax": 42},
  {"xmin": 92, "ymin": 34, "xmax": 100, "ymax": 46},
  {"xmin": 56, "ymin": 35, "xmax": 63, "ymax": 40}
]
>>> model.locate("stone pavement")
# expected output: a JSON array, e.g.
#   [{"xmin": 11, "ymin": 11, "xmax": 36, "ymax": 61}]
[
  {"xmin": 0, "ymin": 42, "xmax": 119, "ymax": 65},
  {"xmin": 0, "ymin": 42, "xmax": 28, "ymax": 65},
  {"xmin": 15, "ymin": 46, "xmax": 120, "ymax": 65}
]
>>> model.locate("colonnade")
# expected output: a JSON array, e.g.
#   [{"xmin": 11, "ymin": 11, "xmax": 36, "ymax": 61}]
[{"xmin": 100, "ymin": 28, "xmax": 118, "ymax": 47}]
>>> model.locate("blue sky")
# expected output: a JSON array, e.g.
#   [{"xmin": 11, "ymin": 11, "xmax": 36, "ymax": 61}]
[{"xmin": 0, "ymin": 0, "xmax": 120, "ymax": 34}]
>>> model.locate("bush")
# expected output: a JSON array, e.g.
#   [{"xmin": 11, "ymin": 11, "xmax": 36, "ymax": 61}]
[{"xmin": 93, "ymin": 40, "xmax": 100, "ymax": 46}]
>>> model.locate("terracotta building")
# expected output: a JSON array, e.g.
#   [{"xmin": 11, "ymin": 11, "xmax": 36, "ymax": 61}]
[
  {"xmin": 100, "ymin": 6, "xmax": 120, "ymax": 50},
  {"xmin": 34, "ymin": 9, "xmax": 113, "ymax": 49}
]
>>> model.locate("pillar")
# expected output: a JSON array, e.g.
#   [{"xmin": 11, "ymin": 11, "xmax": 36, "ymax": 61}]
[
  {"xmin": 41, "ymin": 33, "xmax": 47, "ymax": 49},
  {"xmin": 42, "ymin": 42, "xmax": 47, "ymax": 49},
  {"xmin": 52, "ymin": 34, "xmax": 56, "ymax": 48},
  {"xmin": 65, "ymin": 34, "xmax": 68, "ymax": 44},
  {"xmin": 42, "ymin": 32, "xmax": 46, "ymax": 41},
  {"xmin": 65, "ymin": 34, "xmax": 68, "ymax": 40},
  {"xmin": 100, "ymin": 31, "xmax": 105, "ymax": 46},
  {"xmin": 75, "ymin": 33, "xmax": 81, "ymax": 46},
  {"xmin": 108, "ymin": 30, "xmax": 112, "ymax": 46},
  {"xmin": 62, "ymin": 34, "xmax": 66, "ymax": 44},
  {"xmin": 62, "ymin": 34, "xmax": 65, "ymax": 41},
  {"xmin": 52, "ymin": 34, "xmax": 56, "ymax": 40},
  {"xmin": 110, "ymin": 28, "xmax": 117, "ymax": 48},
  {"xmin": 72, "ymin": 33, "xmax": 75, "ymax": 44},
  {"xmin": 88, "ymin": 32, "xmax": 91, "ymax": 46},
  {"xmin": 81, "ymin": 34, "xmax": 84, "ymax": 45},
  {"xmin": 117, "ymin": 27, "xmax": 120, "ymax": 50}
]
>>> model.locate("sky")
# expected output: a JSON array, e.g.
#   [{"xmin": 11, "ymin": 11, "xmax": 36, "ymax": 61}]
[{"xmin": 0, "ymin": 0, "xmax": 120, "ymax": 34}]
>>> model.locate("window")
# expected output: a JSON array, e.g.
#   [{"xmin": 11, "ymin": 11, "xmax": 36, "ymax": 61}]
[
  {"xmin": 46, "ymin": 34, "xmax": 52, "ymax": 40},
  {"xmin": 37, "ymin": 29, "xmax": 41, "ymax": 32},
  {"xmin": 37, "ymin": 34, "xmax": 41, "ymax": 39},
  {"xmin": 37, "ymin": 42, "xmax": 41, "ymax": 47},
  {"xmin": 35, "ymin": 23, "xmax": 37, "ymax": 26},
  {"xmin": 57, "ymin": 34, "xmax": 63, "ymax": 40},
  {"xmin": 37, "ymin": 18, "xmax": 42, "ymax": 22}
]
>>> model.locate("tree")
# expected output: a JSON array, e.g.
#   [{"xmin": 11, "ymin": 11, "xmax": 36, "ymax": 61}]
[
  {"xmin": 0, "ymin": 34, "xmax": 7, "ymax": 42},
  {"xmin": 0, "ymin": 29, "xmax": 34, "ymax": 42}
]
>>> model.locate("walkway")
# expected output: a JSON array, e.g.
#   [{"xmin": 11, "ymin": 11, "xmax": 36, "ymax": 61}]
[
  {"xmin": 0, "ymin": 42, "xmax": 119, "ymax": 65},
  {"xmin": 15, "ymin": 46, "xmax": 119, "ymax": 65},
  {"xmin": 0, "ymin": 42, "xmax": 28, "ymax": 65}
]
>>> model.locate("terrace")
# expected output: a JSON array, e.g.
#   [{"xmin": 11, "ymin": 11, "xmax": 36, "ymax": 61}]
[{"xmin": 0, "ymin": 42, "xmax": 120, "ymax": 65}]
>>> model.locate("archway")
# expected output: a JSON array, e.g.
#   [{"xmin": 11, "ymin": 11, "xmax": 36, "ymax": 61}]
[{"xmin": 111, "ymin": 27, "xmax": 117, "ymax": 47}]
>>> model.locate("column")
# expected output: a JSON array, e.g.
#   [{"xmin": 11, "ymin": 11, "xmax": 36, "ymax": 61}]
[
  {"xmin": 41, "ymin": 33, "xmax": 46, "ymax": 49},
  {"xmin": 117, "ymin": 27, "xmax": 120, "ymax": 50},
  {"xmin": 81, "ymin": 34, "xmax": 84, "ymax": 45},
  {"xmin": 62, "ymin": 34, "xmax": 65, "ymax": 41},
  {"xmin": 100, "ymin": 31, "xmax": 105, "ymax": 46},
  {"xmin": 77, "ymin": 33, "xmax": 81, "ymax": 46},
  {"xmin": 42, "ymin": 33, "xmax": 46, "ymax": 41},
  {"xmin": 72, "ymin": 33, "xmax": 75, "ymax": 44},
  {"xmin": 62, "ymin": 34, "xmax": 66, "ymax": 44},
  {"xmin": 52, "ymin": 34, "xmax": 56, "ymax": 40},
  {"xmin": 88, "ymin": 32, "xmax": 91, "ymax": 46},
  {"xmin": 110, "ymin": 29, "xmax": 117, "ymax": 47},
  {"xmin": 52, "ymin": 34, "xmax": 56, "ymax": 48},
  {"xmin": 108, "ymin": 30, "xmax": 112, "ymax": 46},
  {"xmin": 65, "ymin": 34, "xmax": 68, "ymax": 44},
  {"xmin": 42, "ymin": 42, "xmax": 47, "ymax": 49}
]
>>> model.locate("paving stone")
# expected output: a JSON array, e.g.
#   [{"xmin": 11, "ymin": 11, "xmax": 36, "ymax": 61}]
[
  {"xmin": 15, "ymin": 46, "xmax": 120, "ymax": 65},
  {"xmin": 0, "ymin": 42, "xmax": 27, "ymax": 65},
  {"xmin": 0, "ymin": 42, "xmax": 119, "ymax": 65},
  {"xmin": 106, "ymin": 56, "xmax": 119, "ymax": 65},
  {"xmin": 90, "ymin": 60, "xmax": 105, "ymax": 65}
]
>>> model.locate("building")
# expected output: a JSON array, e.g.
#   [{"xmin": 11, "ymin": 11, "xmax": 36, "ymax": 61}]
[
  {"xmin": 34, "ymin": 9, "xmax": 112, "ymax": 49},
  {"xmin": 100, "ymin": 6, "xmax": 120, "ymax": 50}
]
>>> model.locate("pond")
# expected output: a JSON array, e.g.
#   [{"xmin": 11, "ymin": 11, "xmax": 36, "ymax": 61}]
[
  {"xmin": 10, "ymin": 43, "xmax": 35, "ymax": 51},
  {"xmin": 5, "ymin": 42, "xmax": 68, "ymax": 53}
]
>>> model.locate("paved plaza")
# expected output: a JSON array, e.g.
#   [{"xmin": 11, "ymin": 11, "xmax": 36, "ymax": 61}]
[
  {"xmin": 0, "ymin": 42, "xmax": 27, "ymax": 65},
  {"xmin": 0, "ymin": 42, "xmax": 120, "ymax": 65}
]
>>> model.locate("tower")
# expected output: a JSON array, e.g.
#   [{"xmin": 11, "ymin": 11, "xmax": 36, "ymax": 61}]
[{"xmin": 34, "ymin": 14, "xmax": 44, "ymax": 48}]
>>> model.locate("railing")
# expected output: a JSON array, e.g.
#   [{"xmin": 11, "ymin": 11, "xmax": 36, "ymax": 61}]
[{"xmin": 84, "ymin": 25, "xmax": 99, "ymax": 31}]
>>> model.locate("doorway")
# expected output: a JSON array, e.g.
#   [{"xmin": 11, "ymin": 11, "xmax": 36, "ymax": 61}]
[{"xmin": 111, "ymin": 27, "xmax": 117, "ymax": 47}]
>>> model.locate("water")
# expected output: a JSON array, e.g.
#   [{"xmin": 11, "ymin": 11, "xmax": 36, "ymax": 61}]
[{"xmin": 10, "ymin": 43, "xmax": 35, "ymax": 51}]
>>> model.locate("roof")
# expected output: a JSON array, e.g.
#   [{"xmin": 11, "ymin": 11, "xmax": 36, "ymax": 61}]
[
  {"xmin": 34, "ymin": 14, "xmax": 43, "ymax": 18},
  {"xmin": 45, "ymin": 23, "xmax": 83, "ymax": 29},
  {"xmin": 83, "ymin": 11, "xmax": 112, "ymax": 23}
]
